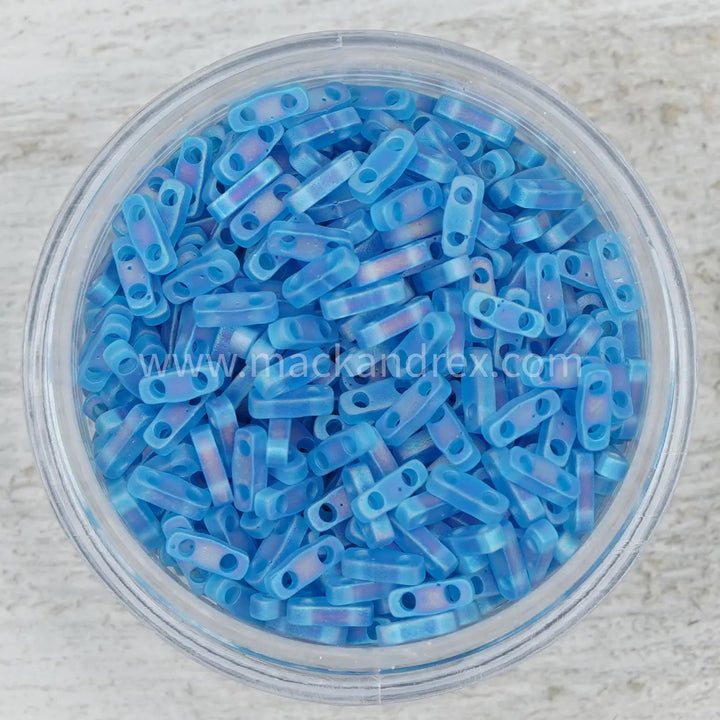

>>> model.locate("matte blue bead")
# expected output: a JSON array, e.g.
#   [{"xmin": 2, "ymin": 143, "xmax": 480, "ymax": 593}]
[
  {"xmin": 144, "ymin": 443, "xmax": 199, "ymax": 477},
  {"xmin": 354, "ymin": 296, "xmax": 432, "ymax": 349},
  {"xmin": 267, "ymin": 314, "xmax": 337, "ymax": 350},
  {"xmin": 338, "ymin": 378, "xmax": 403, "ymax": 425},
  {"xmin": 305, "ymin": 185, "xmax": 365, "ymax": 223},
  {"xmin": 342, "ymin": 463, "xmax": 395, "ymax": 548},
  {"xmin": 330, "ymin": 209, "xmax": 375, "ymax": 244},
  {"xmin": 549, "ymin": 314, "xmax": 604, "ymax": 357},
  {"xmin": 387, "ymin": 311, "xmax": 455, "ymax": 378},
  {"xmin": 126, "ymin": 464, "xmax": 211, "ymax": 520},
  {"xmin": 481, "ymin": 388, "xmax": 560, "ymax": 447},
  {"xmin": 189, "ymin": 423, "xmax": 232, "ymax": 505},
  {"xmin": 536, "ymin": 202, "xmax": 595, "ymax": 252},
  {"xmin": 349, "ymin": 129, "xmax": 417, "ymax": 203},
  {"xmin": 413, "ymin": 255, "xmax": 474, "ymax": 294},
  {"xmin": 425, "ymin": 403, "xmax": 481, "ymax": 471},
  {"xmin": 588, "ymin": 232, "xmax": 642, "ymax": 315},
  {"xmin": 388, "ymin": 578, "xmax": 473, "ymax": 618},
  {"xmin": 426, "ymin": 466, "xmax": 509, "ymax": 524},
  {"xmin": 306, "ymin": 485, "xmax": 353, "ymax": 532},
  {"xmin": 207, "ymin": 156, "xmax": 281, "ymax": 223},
  {"xmin": 407, "ymin": 143, "xmax": 458, "ymax": 183},
  {"xmin": 502, "ymin": 445, "xmax": 580, "ymax": 506},
  {"xmin": 510, "ymin": 178, "xmax": 583, "ymax": 210},
  {"xmin": 595, "ymin": 448, "xmax": 629, "ymax": 483},
  {"xmin": 110, "ymin": 239, "xmax": 158, "ymax": 318},
  {"xmin": 138, "ymin": 361, "xmax": 224, "ymax": 405},
  {"xmin": 248, "ymin": 385, "xmax": 334, "ymax": 419},
  {"xmin": 537, "ymin": 409, "xmax": 576, "ymax": 466},
  {"xmin": 192, "ymin": 292, "xmax": 279, "ymax": 328},
  {"xmin": 203, "ymin": 504, "xmax": 257, "ymax": 557},
  {"xmin": 102, "ymin": 339, "xmax": 145, "ymax": 399},
  {"xmin": 521, "ymin": 518, "xmax": 558, "ymax": 586},
  {"xmin": 205, "ymin": 575, "xmax": 254, "ymax": 619},
  {"xmin": 473, "ymin": 148, "xmax": 515, "ymax": 183},
  {"xmin": 510, "ymin": 210, "xmax": 552, "ymax": 244},
  {"xmin": 359, "ymin": 108, "xmax": 407, "ymax": 142},
  {"xmin": 350, "ymin": 85, "xmax": 417, "ymax": 120},
  {"xmin": 487, "ymin": 521, "xmax": 531, "ymax": 600},
  {"xmin": 108, "ymin": 481, "xmax": 163, "ymax": 549},
  {"xmin": 375, "ymin": 373, "xmax": 451, "ymax": 447},
  {"xmin": 204, "ymin": 395, "xmax": 238, "ymax": 472},
  {"xmin": 161, "ymin": 514, "xmax": 211, "ymax": 593},
  {"xmin": 231, "ymin": 426, "xmax": 267, "ymax": 511},
  {"xmin": 312, "ymin": 414, "xmax": 347, "ymax": 441},
  {"xmin": 268, "ymin": 445, "xmax": 309, "ymax": 485},
  {"xmin": 414, "ymin": 119, "xmax": 473, "ymax": 174},
  {"xmin": 394, "ymin": 491, "xmax": 454, "ymax": 530},
  {"xmin": 165, "ymin": 529, "xmax": 249, "ymax": 580},
  {"xmin": 155, "ymin": 178, "xmax": 192, "ymax": 244},
  {"xmin": 324, "ymin": 572, "xmax": 395, "ymax": 606},
  {"xmin": 286, "ymin": 596, "xmax": 374, "ymax": 627},
  {"xmin": 506, "ymin": 136, "xmax": 546, "ymax": 167},
  {"xmin": 227, "ymin": 84, "xmax": 310, "ymax": 132},
  {"xmin": 212, "ymin": 124, "xmax": 284, "ymax": 184},
  {"xmin": 162, "ymin": 249, "xmax": 240, "ymax": 304},
  {"xmin": 121, "ymin": 193, "xmax": 178, "ymax": 275},
  {"xmin": 265, "ymin": 220, "xmax": 352, "ymax": 261},
  {"xmin": 288, "ymin": 143, "xmax": 329, "ymax": 177},
  {"xmin": 434, "ymin": 95, "xmax": 514, "ymax": 147},
  {"xmin": 95, "ymin": 404, "xmax": 156, "ymax": 479},
  {"xmin": 370, "ymin": 181, "xmax": 443, "ymax": 232},
  {"xmin": 566, "ymin": 449, "xmax": 595, "ymax": 534},
  {"xmin": 461, "ymin": 347, "xmax": 496, "ymax": 434},
  {"xmin": 341, "ymin": 547, "xmax": 425, "ymax": 585},
  {"xmin": 254, "ymin": 475, "xmax": 323, "ymax": 520},
  {"xmin": 380, "ymin": 207, "xmax": 443, "ymax": 248},
  {"xmin": 464, "ymin": 290, "xmax": 545, "ymax": 338},
  {"xmin": 284, "ymin": 82, "xmax": 353, "ymax": 127},
  {"xmin": 322, "ymin": 278, "xmax": 413, "ymax": 325},
  {"xmin": 442, "ymin": 523, "xmax": 506, "ymax": 556},
  {"xmin": 282, "ymin": 107, "xmax": 362, "ymax": 152},
  {"xmin": 487, "ymin": 165, "xmax": 562, "ymax": 209},
  {"xmin": 525, "ymin": 252, "xmax": 567, "ymax": 337},
  {"xmin": 266, "ymin": 617, "xmax": 347, "ymax": 645},
  {"xmin": 575, "ymin": 362, "xmax": 613, "ymax": 451},
  {"xmin": 307, "ymin": 422, "xmax": 378, "ymax": 475},
  {"xmin": 254, "ymin": 348, "xmax": 332, "ymax": 399},
  {"xmin": 249, "ymin": 593, "xmax": 285, "ymax": 621},
  {"xmin": 376, "ymin": 610, "xmax": 459, "ymax": 645},
  {"xmin": 351, "ymin": 460, "xmax": 427, "ymax": 522},
  {"xmin": 390, "ymin": 519, "xmax": 458, "ymax": 580},
  {"xmin": 554, "ymin": 531, "xmax": 581, "ymax": 564},
  {"xmin": 265, "ymin": 535, "xmax": 344, "ymax": 599},
  {"xmin": 354, "ymin": 238, "xmax": 433, "ymax": 287},
  {"xmin": 441, "ymin": 175, "xmax": 484, "ymax": 257},
  {"xmin": 265, "ymin": 418, "xmax": 292, "ymax": 466}
]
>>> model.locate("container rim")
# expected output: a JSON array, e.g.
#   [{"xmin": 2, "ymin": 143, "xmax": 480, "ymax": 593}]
[{"xmin": 23, "ymin": 29, "xmax": 696, "ymax": 704}]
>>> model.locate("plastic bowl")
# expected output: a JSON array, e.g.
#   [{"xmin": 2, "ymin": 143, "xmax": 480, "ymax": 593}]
[{"xmin": 24, "ymin": 30, "xmax": 696, "ymax": 704}]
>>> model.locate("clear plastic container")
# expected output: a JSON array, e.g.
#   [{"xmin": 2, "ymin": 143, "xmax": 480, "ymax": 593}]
[{"xmin": 23, "ymin": 30, "xmax": 696, "ymax": 704}]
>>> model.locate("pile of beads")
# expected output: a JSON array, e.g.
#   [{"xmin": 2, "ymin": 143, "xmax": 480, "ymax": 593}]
[{"xmin": 79, "ymin": 80, "xmax": 646, "ymax": 646}]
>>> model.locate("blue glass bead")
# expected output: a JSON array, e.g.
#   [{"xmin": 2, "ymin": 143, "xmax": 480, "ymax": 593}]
[
  {"xmin": 95, "ymin": 404, "xmax": 156, "ymax": 479},
  {"xmin": 390, "ymin": 520, "xmax": 458, "ymax": 580},
  {"xmin": 227, "ymin": 84, "xmax": 310, "ymax": 132},
  {"xmin": 431, "ymin": 289, "xmax": 466, "ymax": 374},
  {"xmin": 386, "ymin": 311, "xmax": 455, "ymax": 378},
  {"xmin": 351, "ymin": 460, "xmax": 427, "ymax": 522},
  {"xmin": 481, "ymin": 388, "xmax": 560, "ymax": 447},
  {"xmin": 521, "ymin": 518, "xmax": 558, "ymax": 586},
  {"xmin": 554, "ymin": 531, "xmax": 581, "ymax": 564},
  {"xmin": 414, "ymin": 119, "xmax": 473, "ymax": 174},
  {"xmin": 549, "ymin": 314, "xmax": 603, "ymax": 356},
  {"xmin": 204, "ymin": 395, "xmax": 238, "ymax": 472},
  {"xmin": 525, "ymin": 252, "xmax": 567, "ymax": 337},
  {"xmin": 394, "ymin": 491, "xmax": 454, "ymax": 530},
  {"xmin": 161, "ymin": 249, "xmax": 239, "ymax": 304},
  {"xmin": 463, "ymin": 567, "xmax": 499, "ymax": 599},
  {"xmin": 341, "ymin": 547, "xmax": 425, "ymax": 585},
  {"xmin": 288, "ymin": 143, "xmax": 328, "ymax": 177},
  {"xmin": 613, "ymin": 358, "xmax": 647, "ymax": 440},
  {"xmin": 265, "ymin": 418, "xmax": 292, "ymax": 466},
  {"xmin": 155, "ymin": 179, "xmax": 192, "ymax": 244},
  {"xmin": 349, "ymin": 129, "xmax": 417, "ymax": 203},
  {"xmin": 102, "ymin": 339, "xmax": 145, "ymax": 398},
  {"xmin": 407, "ymin": 143, "xmax": 458, "ymax": 183},
  {"xmin": 434, "ymin": 95, "xmax": 514, "ymax": 146},
  {"xmin": 464, "ymin": 290, "xmax": 545, "ymax": 338},
  {"xmin": 121, "ymin": 193, "xmax": 178, "ymax": 275},
  {"xmin": 268, "ymin": 445, "xmax": 309, "ymax": 485},
  {"xmin": 324, "ymin": 572, "xmax": 395, "ymax": 606},
  {"xmin": 207, "ymin": 156, "xmax": 281, "ymax": 223},
  {"xmin": 425, "ymin": 403, "xmax": 481, "ymax": 471},
  {"xmin": 189, "ymin": 424, "xmax": 233, "ymax": 505},
  {"xmin": 506, "ymin": 136, "xmax": 545, "ymax": 168},
  {"xmin": 566, "ymin": 449, "xmax": 595, "ymax": 534},
  {"xmin": 486, "ymin": 165, "xmax": 562, "ymax": 209},
  {"xmin": 192, "ymin": 291, "xmax": 279, "ymax": 328},
  {"xmin": 110, "ymin": 239, "xmax": 157, "ymax": 318},
  {"xmin": 503, "ymin": 445, "xmax": 580, "ymax": 506},
  {"xmin": 359, "ymin": 108, "xmax": 407, "ymax": 142},
  {"xmin": 354, "ymin": 296, "xmax": 432, "ymax": 349},
  {"xmin": 212, "ymin": 124, "xmax": 283, "ymax": 184},
  {"xmin": 342, "ymin": 464, "xmax": 395, "ymax": 548},
  {"xmin": 86, "ymin": 257, "xmax": 120, "ymax": 307},
  {"xmin": 370, "ymin": 180, "xmax": 443, "ymax": 232},
  {"xmin": 375, "ymin": 373, "xmax": 451, "ymax": 447},
  {"xmin": 536, "ymin": 202, "xmax": 595, "ymax": 252},
  {"xmin": 253, "ymin": 348, "xmax": 331, "ymax": 399},
  {"xmin": 203, "ymin": 504, "xmax": 256, "ymax": 556},
  {"xmin": 376, "ymin": 610, "xmax": 459, "ymax": 645},
  {"xmin": 510, "ymin": 178, "xmax": 583, "ymax": 210},
  {"xmin": 519, "ymin": 353, "xmax": 580, "ymax": 391},
  {"xmin": 543, "ymin": 499, "xmax": 571, "ymax": 526},
  {"xmin": 286, "ymin": 596, "xmax": 374, "ymax": 627},
  {"xmin": 282, "ymin": 83, "xmax": 353, "ymax": 128},
  {"xmin": 461, "ymin": 347, "xmax": 496, "ymax": 434},
  {"xmin": 265, "ymin": 220, "xmax": 352, "ymax": 261},
  {"xmin": 281, "ymin": 245, "xmax": 359, "ymax": 308},
  {"xmin": 161, "ymin": 514, "xmax": 211, "ymax": 593},
  {"xmin": 350, "ymin": 85, "xmax": 416, "ymax": 120},
  {"xmin": 510, "ymin": 210, "xmax": 552, "ymax": 244},
  {"xmin": 205, "ymin": 575, "xmax": 254, "ymax": 620},
  {"xmin": 442, "ymin": 523, "xmax": 506, "ymax": 556},
  {"xmin": 426, "ymin": 466, "xmax": 509, "ymax": 524},
  {"xmin": 413, "ymin": 255, "xmax": 474, "ymax": 294},
  {"xmin": 388, "ymin": 577, "xmax": 473, "ymax": 618},
  {"xmin": 354, "ymin": 238, "xmax": 433, "ymax": 287},
  {"xmin": 166, "ymin": 529, "xmax": 249, "ymax": 581},
  {"xmin": 265, "ymin": 535, "xmax": 344, "ymax": 599},
  {"xmin": 239, "ymin": 510, "xmax": 274, "ymax": 540},
  {"xmin": 588, "ymin": 232, "xmax": 642, "ymax": 315},
  {"xmin": 537, "ymin": 409, "xmax": 576, "ymax": 467},
  {"xmin": 312, "ymin": 414, "xmax": 347, "ymax": 441},
  {"xmin": 249, "ymin": 593, "xmax": 285, "ymax": 621},
  {"xmin": 321, "ymin": 278, "xmax": 413, "ymax": 324},
  {"xmin": 555, "ymin": 248, "xmax": 599, "ymax": 292},
  {"xmin": 138, "ymin": 361, "xmax": 224, "ymax": 405},
  {"xmin": 282, "ymin": 107, "xmax": 362, "ymax": 152},
  {"xmin": 595, "ymin": 336, "xmax": 634, "ymax": 421},
  {"xmin": 487, "ymin": 520, "xmax": 531, "ymax": 600},
  {"xmin": 475, "ymin": 205, "xmax": 512, "ymax": 250},
  {"xmin": 380, "ymin": 207, "xmax": 443, "ymax": 248},
  {"xmin": 267, "ymin": 315, "xmax": 337, "ymax": 350},
  {"xmin": 473, "ymin": 148, "xmax": 515, "ymax": 183},
  {"xmin": 441, "ymin": 175, "xmax": 484, "ymax": 258},
  {"xmin": 575, "ymin": 362, "xmax": 613, "ymax": 451},
  {"xmin": 126, "ymin": 464, "xmax": 211, "ymax": 520},
  {"xmin": 307, "ymin": 422, "xmax": 378, "ymax": 475},
  {"xmin": 306, "ymin": 485, "xmax": 352, "ymax": 532},
  {"xmin": 330, "ymin": 209, "xmax": 375, "ymax": 245},
  {"xmin": 284, "ymin": 151, "xmax": 360, "ymax": 214},
  {"xmin": 304, "ymin": 185, "xmax": 365, "ymax": 223},
  {"xmin": 228, "ymin": 174, "xmax": 300, "ymax": 247},
  {"xmin": 144, "ymin": 443, "xmax": 199, "ymax": 478},
  {"xmin": 266, "ymin": 617, "xmax": 347, "ymax": 645},
  {"xmin": 254, "ymin": 475, "xmax": 323, "ymax": 520},
  {"xmin": 338, "ymin": 378, "xmax": 402, "ymax": 425},
  {"xmin": 108, "ymin": 480, "xmax": 163, "ymax": 549},
  {"xmin": 231, "ymin": 426, "xmax": 267, "ymax": 511},
  {"xmin": 595, "ymin": 448, "xmax": 629, "ymax": 483}
]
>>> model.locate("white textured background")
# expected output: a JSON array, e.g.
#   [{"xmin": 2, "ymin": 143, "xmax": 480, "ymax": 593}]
[{"xmin": 1, "ymin": 0, "xmax": 718, "ymax": 717}]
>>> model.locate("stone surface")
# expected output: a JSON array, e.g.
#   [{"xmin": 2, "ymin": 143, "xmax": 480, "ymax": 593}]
[{"xmin": 0, "ymin": 0, "xmax": 718, "ymax": 717}]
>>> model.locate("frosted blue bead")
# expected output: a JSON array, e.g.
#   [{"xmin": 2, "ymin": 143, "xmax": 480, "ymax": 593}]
[
  {"xmin": 312, "ymin": 414, "xmax": 347, "ymax": 441},
  {"xmin": 265, "ymin": 418, "xmax": 292, "ymax": 466},
  {"xmin": 282, "ymin": 107, "xmax": 362, "ymax": 152},
  {"xmin": 595, "ymin": 336, "xmax": 634, "ymax": 420},
  {"xmin": 521, "ymin": 518, "xmax": 558, "ymax": 586},
  {"xmin": 351, "ymin": 460, "xmax": 427, "ymax": 522},
  {"xmin": 126, "ymin": 464, "xmax": 211, "ymax": 520},
  {"xmin": 350, "ymin": 85, "xmax": 417, "ymax": 120},
  {"xmin": 192, "ymin": 291, "xmax": 279, "ymax": 328},
  {"xmin": 375, "ymin": 373, "xmax": 451, "ymax": 447},
  {"xmin": 566, "ymin": 449, "xmax": 595, "ymax": 534},
  {"xmin": 426, "ymin": 466, "xmax": 509, "ymax": 524},
  {"xmin": 464, "ymin": 290, "xmax": 545, "ymax": 338},
  {"xmin": 442, "ymin": 523, "xmax": 506, "ymax": 556},
  {"xmin": 575, "ymin": 362, "xmax": 613, "ymax": 451},
  {"xmin": 536, "ymin": 202, "xmax": 595, "ymax": 252},
  {"xmin": 248, "ymin": 384, "xmax": 334, "ymax": 420},
  {"xmin": 284, "ymin": 150, "xmax": 361, "ymax": 214},
  {"xmin": 365, "ymin": 436, "xmax": 399, "ymax": 479},
  {"xmin": 354, "ymin": 296, "xmax": 432, "ymax": 349},
  {"xmin": 155, "ymin": 179, "xmax": 192, "ymax": 244},
  {"xmin": 162, "ymin": 249, "xmax": 240, "ymax": 304},
  {"xmin": 231, "ymin": 426, "xmax": 267, "ymax": 511},
  {"xmin": 204, "ymin": 395, "xmax": 238, "ymax": 473},
  {"xmin": 549, "ymin": 314, "xmax": 603, "ymax": 356},
  {"xmin": 481, "ymin": 388, "xmax": 561, "ymax": 447},
  {"xmin": 588, "ymin": 232, "xmax": 642, "ymax": 315},
  {"xmin": 558, "ymin": 247, "xmax": 601, "ymax": 292},
  {"xmin": 95, "ymin": 404, "xmax": 156, "ymax": 479},
  {"xmin": 288, "ymin": 143, "xmax": 329, "ymax": 177},
  {"xmin": 518, "ymin": 353, "xmax": 581, "ymax": 391},
  {"xmin": 254, "ymin": 348, "xmax": 332, "ymax": 399},
  {"xmin": 407, "ymin": 143, "xmax": 458, "ymax": 183},
  {"xmin": 266, "ymin": 617, "xmax": 347, "ymax": 645},
  {"xmin": 506, "ymin": 136, "xmax": 545, "ymax": 167},
  {"xmin": 441, "ymin": 175, "xmax": 484, "ymax": 258},
  {"xmin": 414, "ymin": 119, "xmax": 474, "ymax": 174},
  {"xmin": 138, "ymin": 361, "xmax": 224, "ymax": 405},
  {"xmin": 431, "ymin": 289, "xmax": 466, "ymax": 375},
  {"xmin": 510, "ymin": 178, "xmax": 583, "ymax": 210},
  {"xmin": 349, "ymin": 129, "xmax": 417, "ymax": 203},
  {"xmin": 254, "ymin": 475, "xmax": 323, "ymax": 520},
  {"xmin": 370, "ymin": 180, "xmax": 443, "ymax": 232},
  {"xmin": 510, "ymin": 210, "xmax": 552, "ymax": 244},
  {"xmin": 268, "ymin": 445, "xmax": 309, "ymax": 485},
  {"xmin": 413, "ymin": 255, "xmax": 474, "ymax": 294},
  {"xmin": 390, "ymin": 519, "xmax": 458, "ymax": 580},
  {"xmin": 228, "ymin": 174, "xmax": 300, "ymax": 247},
  {"xmin": 435, "ymin": 94, "xmax": 514, "ymax": 146},
  {"xmin": 394, "ymin": 491, "xmax": 454, "ymax": 530},
  {"xmin": 108, "ymin": 481, "xmax": 163, "ymax": 549},
  {"xmin": 207, "ymin": 156, "xmax": 282, "ymax": 222},
  {"xmin": 613, "ymin": 358, "xmax": 647, "ymax": 441},
  {"xmin": 265, "ymin": 220, "xmax": 352, "ymax": 261},
  {"xmin": 354, "ymin": 238, "xmax": 433, "ymax": 287},
  {"xmin": 286, "ymin": 596, "xmax": 374, "ymax": 627},
  {"xmin": 386, "ymin": 311, "xmax": 455, "ymax": 379},
  {"xmin": 161, "ymin": 514, "xmax": 211, "ymax": 593},
  {"xmin": 282, "ymin": 82, "xmax": 352, "ymax": 128},
  {"xmin": 502, "ymin": 445, "xmax": 580, "ymax": 506},
  {"xmin": 525, "ymin": 252, "xmax": 567, "ymax": 337},
  {"xmin": 424, "ymin": 403, "xmax": 481, "ymax": 472},
  {"xmin": 121, "ymin": 193, "xmax": 178, "ymax": 275},
  {"xmin": 473, "ymin": 148, "xmax": 515, "ymax": 183},
  {"xmin": 267, "ymin": 314, "xmax": 337, "ymax": 349},
  {"xmin": 110, "ymin": 238, "xmax": 158, "ymax": 317},
  {"xmin": 338, "ymin": 378, "xmax": 403, "ymax": 425},
  {"xmin": 359, "ymin": 108, "xmax": 407, "ymax": 142},
  {"xmin": 341, "ymin": 547, "xmax": 425, "ymax": 585},
  {"xmin": 376, "ymin": 610, "xmax": 459, "ymax": 645},
  {"xmin": 324, "ymin": 572, "xmax": 395, "ymax": 606},
  {"xmin": 306, "ymin": 485, "xmax": 353, "ymax": 532},
  {"xmin": 553, "ymin": 531, "xmax": 581, "ymax": 564},
  {"xmin": 165, "ymin": 529, "xmax": 249, "ymax": 580},
  {"xmin": 461, "ymin": 347, "xmax": 496, "ymax": 434},
  {"xmin": 487, "ymin": 164, "xmax": 562, "ymax": 209},
  {"xmin": 265, "ymin": 535, "xmax": 344, "ymax": 599},
  {"xmin": 249, "ymin": 593, "xmax": 285, "ymax": 621},
  {"xmin": 380, "ymin": 207, "xmax": 443, "ymax": 248},
  {"xmin": 305, "ymin": 185, "xmax": 365, "ymax": 223},
  {"xmin": 487, "ymin": 521, "xmax": 531, "ymax": 600},
  {"xmin": 595, "ymin": 448, "xmax": 629, "ymax": 483},
  {"xmin": 227, "ymin": 84, "xmax": 310, "ymax": 132},
  {"xmin": 330, "ymin": 208, "xmax": 375, "ymax": 244},
  {"xmin": 205, "ymin": 575, "xmax": 254, "ymax": 619},
  {"xmin": 203, "ymin": 504, "xmax": 257, "ymax": 557},
  {"xmin": 388, "ymin": 577, "xmax": 473, "ymax": 618},
  {"xmin": 145, "ymin": 443, "xmax": 200, "ymax": 478},
  {"xmin": 537, "ymin": 409, "xmax": 576, "ymax": 466},
  {"xmin": 307, "ymin": 422, "xmax": 378, "ymax": 475},
  {"xmin": 281, "ymin": 245, "xmax": 359, "ymax": 308},
  {"xmin": 86, "ymin": 256, "xmax": 120, "ymax": 306},
  {"xmin": 462, "ymin": 567, "xmax": 499, "ymax": 599},
  {"xmin": 342, "ymin": 464, "xmax": 395, "ymax": 549},
  {"xmin": 321, "ymin": 277, "xmax": 413, "ymax": 322},
  {"xmin": 212, "ymin": 124, "xmax": 283, "ymax": 184},
  {"xmin": 186, "ymin": 423, "xmax": 230, "ymax": 505},
  {"xmin": 102, "ymin": 338, "xmax": 145, "ymax": 399}
]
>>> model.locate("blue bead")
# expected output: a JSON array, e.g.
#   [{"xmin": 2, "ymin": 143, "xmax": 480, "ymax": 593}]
[
  {"xmin": 254, "ymin": 475, "xmax": 323, "ymax": 520},
  {"xmin": 189, "ymin": 424, "xmax": 232, "ymax": 505},
  {"xmin": 341, "ymin": 547, "xmax": 425, "ymax": 585},
  {"xmin": 205, "ymin": 395, "xmax": 238, "ymax": 472},
  {"xmin": 510, "ymin": 178, "xmax": 583, "ymax": 210},
  {"xmin": 425, "ymin": 403, "xmax": 481, "ymax": 471},
  {"xmin": 227, "ymin": 84, "xmax": 310, "ymax": 132},
  {"xmin": 509, "ymin": 210, "xmax": 552, "ymax": 244},
  {"xmin": 588, "ymin": 232, "xmax": 642, "ymax": 315},
  {"xmin": 481, "ymin": 388, "xmax": 561, "ymax": 447},
  {"xmin": 407, "ymin": 143, "xmax": 458, "ymax": 183},
  {"xmin": 155, "ymin": 179, "xmax": 192, "ymax": 244},
  {"xmin": 161, "ymin": 514, "xmax": 211, "ymax": 593},
  {"xmin": 330, "ymin": 209, "xmax": 375, "ymax": 244},
  {"xmin": 231, "ymin": 426, "xmax": 267, "ymax": 511},
  {"xmin": 266, "ymin": 220, "xmax": 352, "ymax": 261},
  {"xmin": 267, "ymin": 315, "xmax": 337, "ymax": 349},
  {"xmin": 354, "ymin": 296, "xmax": 432, "ymax": 349},
  {"xmin": 521, "ymin": 519, "xmax": 558, "ymax": 586},
  {"xmin": 288, "ymin": 143, "xmax": 329, "ymax": 177},
  {"xmin": 525, "ymin": 252, "xmax": 567, "ymax": 337},
  {"xmin": 212, "ymin": 124, "xmax": 283, "ymax": 184},
  {"xmin": 575, "ymin": 362, "xmax": 613, "ymax": 451},
  {"xmin": 442, "ymin": 523, "xmax": 506, "ymax": 556},
  {"xmin": 266, "ymin": 617, "xmax": 347, "ymax": 645},
  {"xmin": 286, "ymin": 596, "xmax": 374, "ymax": 626},
  {"xmin": 414, "ymin": 119, "xmax": 474, "ymax": 174},
  {"xmin": 268, "ymin": 445, "xmax": 309, "ymax": 485},
  {"xmin": 351, "ymin": 85, "xmax": 417, "ymax": 120},
  {"xmin": 390, "ymin": 520, "xmax": 458, "ymax": 580},
  {"xmin": 394, "ymin": 491, "xmax": 454, "ymax": 530},
  {"xmin": 354, "ymin": 238, "xmax": 433, "ymax": 287},
  {"xmin": 95, "ymin": 403, "xmax": 156, "ymax": 479},
  {"xmin": 248, "ymin": 385, "xmax": 334, "ymax": 419},
  {"xmin": 549, "ymin": 314, "xmax": 603, "ymax": 356},
  {"xmin": 121, "ymin": 193, "xmax": 178, "ymax": 275},
  {"xmin": 388, "ymin": 578, "xmax": 473, "ymax": 618},
  {"xmin": 282, "ymin": 107, "xmax": 362, "ymax": 152},
  {"xmin": 434, "ymin": 95, "xmax": 514, "ymax": 147},
  {"xmin": 162, "ymin": 249, "xmax": 240, "ymax": 304},
  {"xmin": 306, "ymin": 485, "xmax": 353, "ymax": 532},
  {"xmin": 138, "ymin": 361, "xmax": 224, "ymax": 405},
  {"xmin": 536, "ymin": 202, "xmax": 595, "ymax": 252},
  {"xmin": 165, "ymin": 529, "xmax": 249, "ymax": 580},
  {"xmin": 595, "ymin": 448, "xmax": 629, "ymax": 483},
  {"xmin": 108, "ymin": 480, "xmax": 163, "ymax": 549},
  {"xmin": 487, "ymin": 521, "xmax": 531, "ymax": 600},
  {"xmin": 506, "ymin": 136, "xmax": 545, "ymax": 167},
  {"xmin": 370, "ymin": 181, "xmax": 443, "ymax": 232},
  {"xmin": 441, "ymin": 175, "xmax": 484, "ymax": 257},
  {"xmin": 426, "ymin": 466, "xmax": 509, "ymax": 524},
  {"xmin": 376, "ymin": 610, "xmax": 459, "ymax": 645},
  {"xmin": 307, "ymin": 422, "xmax": 378, "ymax": 475},
  {"xmin": 487, "ymin": 165, "xmax": 562, "ymax": 209},
  {"xmin": 203, "ymin": 504, "xmax": 256, "ymax": 557},
  {"xmin": 464, "ymin": 290, "xmax": 545, "ymax": 338},
  {"xmin": 324, "ymin": 572, "xmax": 395, "ymax": 605},
  {"xmin": 537, "ymin": 409, "xmax": 576, "ymax": 466},
  {"xmin": 265, "ymin": 417, "xmax": 292, "ymax": 466},
  {"xmin": 284, "ymin": 82, "xmax": 353, "ymax": 126},
  {"xmin": 473, "ymin": 149, "xmax": 515, "ymax": 183},
  {"xmin": 386, "ymin": 311, "xmax": 455, "ymax": 378},
  {"xmin": 338, "ymin": 378, "xmax": 403, "ymax": 425},
  {"xmin": 566, "ymin": 449, "xmax": 595, "ymax": 534},
  {"xmin": 342, "ymin": 464, "xmax": 395, "ymax": 549},
  {"xmin": 553, "ymin": 531, "xmax": 581, "ymax": 564},
  {"xmin": 249, "ymin": 593, "xmax": 285, "ymax": 621},
  {"xmin": 351, "ymin": 460, "xmax": 427, "ymax": 521},
  {"xmin": 380, "ymin": 207, "xmax": 443, "ymax": 248},
  {"xmin": 254, "ymin": 348, "xmax": 331, "ymax": 399},
  {"xmin": 502, "ymin": 445, "xmax": 580, "ymax": 506},
  {"xmin": 192, "ymin": 292, "xmax": 279, "ymax": 328}
]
